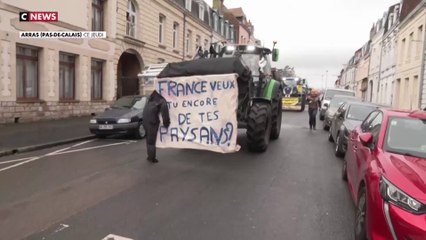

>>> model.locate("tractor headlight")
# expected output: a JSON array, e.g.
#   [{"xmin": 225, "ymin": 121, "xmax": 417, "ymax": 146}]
[
  {"xmin": 226, "ymin": 46, "xmax": 235, "ymax": 52},
  {"xmin": 246, "ymin": 45, "xmax": 255, "ymax": 51},
  {"xmin": 380, "ymin": 176, "xmax": 426, "ymax": 214}
]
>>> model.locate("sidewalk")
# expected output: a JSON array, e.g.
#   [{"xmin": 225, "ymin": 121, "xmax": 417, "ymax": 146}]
[{"xmin": 0, "ymin": 116, "xmax": 95, "ymax": 157}]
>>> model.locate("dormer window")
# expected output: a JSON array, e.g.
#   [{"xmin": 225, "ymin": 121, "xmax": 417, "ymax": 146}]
[
  {"xmin": 199, "ymin": 4, "xmax": 204, "ymax": 20},
  {"xmin": 185, "ymin": 0, "xmax": 192, "ymax": 11}
]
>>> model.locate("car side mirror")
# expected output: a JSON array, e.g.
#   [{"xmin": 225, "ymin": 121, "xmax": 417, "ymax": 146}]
[
  {"xmin": 359, "ymin": 132, "xmax": 373, "ymax": 146},
  {"xmin": 272, "ymin": 49, "xmax": 279, "ymax": 62}
]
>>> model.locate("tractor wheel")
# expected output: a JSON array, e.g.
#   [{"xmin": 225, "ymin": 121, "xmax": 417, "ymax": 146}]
[
  {"xmin": 247, "ymin": 102, "xmax": 272, "ymax": 152},
  {"xmin": 270, "ymin": 98, "xmax": 282, "ymax": 140}
]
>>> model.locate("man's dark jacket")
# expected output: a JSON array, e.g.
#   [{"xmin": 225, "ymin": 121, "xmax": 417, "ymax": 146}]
[{"xmin": 142, "ymin": 91, "xmax": 170, "ymax": 144}]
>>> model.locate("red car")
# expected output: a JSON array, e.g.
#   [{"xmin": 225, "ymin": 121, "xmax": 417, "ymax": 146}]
[{"xmin": 343, "ymin": 108, "xmax": 426, "ymax": 240}]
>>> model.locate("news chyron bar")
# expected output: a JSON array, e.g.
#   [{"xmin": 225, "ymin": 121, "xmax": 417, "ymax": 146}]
[{"xmin": 18, "ymin": 11, "xmax": 106, "ymax": 39}]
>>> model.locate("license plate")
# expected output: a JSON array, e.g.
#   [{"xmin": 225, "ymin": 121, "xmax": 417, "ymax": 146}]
[{"xmin": 99, "ymin": 125, "xmax": 113, "ymax": 130}]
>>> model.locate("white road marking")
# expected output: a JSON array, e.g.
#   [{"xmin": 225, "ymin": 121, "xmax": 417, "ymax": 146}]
[
  {"xmin": 72, "ymin": 139, "xmax": 95, "ymax": 147},
  {"xmin": 0, "ymin": 157, "xmax": 40, "ymax": 172},
  {"xmin": 0, "ymin": 156, "xmax": 34, "ymax": 165},
  {"xmin": 45, "ymin": 146, "xmax": 72, "ymax": 156},
  {"xmin": 53, "ymin": 223, "xmax": 69, "ymax": 233},
  {"xmin": 102, "ymin": 234, "xmax": 134, "ymax": 240},
  {"xmin": 0, "ymin": 140, "xmax": 136, "ymax": 173},
  {"xmin": 50, "ymin": 141, "xmax": 134, "ymax": 156}
]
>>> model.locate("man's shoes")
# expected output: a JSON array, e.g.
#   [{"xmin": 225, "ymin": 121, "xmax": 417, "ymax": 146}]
[{"xmin": 147, "ymin": 158, "xmax": 159, "ymax": 163}]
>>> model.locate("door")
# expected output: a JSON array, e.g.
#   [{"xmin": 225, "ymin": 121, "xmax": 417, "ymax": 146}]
[
  {"xmin": 347, "ymin": 111, "xmax": 379, "ymax": 194},
  {"xmin": 353, "ymin": 112, "xmax": 383, "ymax": 193}
]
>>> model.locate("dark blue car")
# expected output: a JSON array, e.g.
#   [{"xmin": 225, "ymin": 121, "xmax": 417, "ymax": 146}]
[{"xmin": 89, "ymin": 95, "xmax": 147, "ymax": 138}]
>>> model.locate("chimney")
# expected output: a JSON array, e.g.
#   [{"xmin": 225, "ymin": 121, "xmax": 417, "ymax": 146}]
[{"xmin": 213, "ymin": 0, "xmax": 224, "ymax": 13}]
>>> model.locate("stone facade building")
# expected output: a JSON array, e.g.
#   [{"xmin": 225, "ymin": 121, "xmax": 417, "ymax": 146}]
[{"xmin": 0, "ymin": 0, "xmax": 245, "ymax": 123}]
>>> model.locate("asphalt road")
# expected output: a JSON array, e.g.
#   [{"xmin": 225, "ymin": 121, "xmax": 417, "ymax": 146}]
[{"xmin": 0, "ymin": 111, "xmax": 355, "ymax": 240}]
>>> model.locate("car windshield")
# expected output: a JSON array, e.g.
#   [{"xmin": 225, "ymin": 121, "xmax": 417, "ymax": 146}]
[
  {"xmin": 111, "ymin": 96, "xmax": 147, "ymax": 109},
  {"xmin": 346, "ymin": 105, "xmax": 376, "ymax": 121},
  {"xmin": 283, "ymin": 79, "xmax": 297, "ymax": 87},
  {"xmin": 330, "ymin": 97, "xmax": 348, "ymax": 108},
  {"xmin": 384, "ymin": 117, "xmax": 426, "ymax": 158},
  {"xmin": 132, "ymin": 97, "xmax": 147, "ymax": 110},
  {"xmin": 325, "ymin": 90, "xmax": 354, "ymax": 99},
  {"xmin": 240, "ymin": 54, "xmax": 260, "ymax": 77}
]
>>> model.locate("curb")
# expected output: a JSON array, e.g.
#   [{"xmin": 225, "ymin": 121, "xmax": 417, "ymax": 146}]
[{"xmin": 0, "ymin": 135, "xmax": 96, "ymax": 158}]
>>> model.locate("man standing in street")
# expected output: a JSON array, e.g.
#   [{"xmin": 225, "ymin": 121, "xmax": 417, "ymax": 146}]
[
  {"xmin": 306, "ymin": 89, "xmax": 321, "ymax": 130},
  {"xmin": 142, "ymin": 90, "xmax": 170, "ymax": 163}
]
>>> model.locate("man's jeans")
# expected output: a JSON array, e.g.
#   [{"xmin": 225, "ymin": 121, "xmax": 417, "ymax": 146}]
[{"xmin": 308, "ymin": 108, "xmax": 318, "ymax": 128}]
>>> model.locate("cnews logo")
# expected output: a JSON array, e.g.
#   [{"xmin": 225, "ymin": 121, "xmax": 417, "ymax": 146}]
[{"xmin": 19, "ymin": 12, "xmax": 58, "ymax": 22}]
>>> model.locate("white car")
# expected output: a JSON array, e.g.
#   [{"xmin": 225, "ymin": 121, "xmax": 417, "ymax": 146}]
[{"xmin": 319, "ymin": 88, "xmax": 355, "ymax": 120}]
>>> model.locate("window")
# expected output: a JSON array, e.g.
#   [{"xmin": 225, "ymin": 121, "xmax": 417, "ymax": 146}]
[
  {"xmin": 361, "ymin": 111, "xmax": 379, "ymax": 132},
  {"xmin": 199, "ymin": 4, "xmax": 204, "ymax": 20},
  {"xmin": 401, "ymin": 38, "xmax": 406, "ymax": 62},
  {"xmin": 186, "ymin": 30, "xmax": 192, "ymax": 54},
  {"xmin": 185, "ymin": 0, "xmax": 191, "ymax": 10},
  {"xmin": 195, "ymin": 35, "xmax": 201, "ymax": 49},
  {"xmin": 417, "ymin": 26, "xmax": 423, "ymax": 58},
  {"xmin": 126, "ymin": 0, "xmax": 136, "ymax": 37},
  {"xmin": 408, "ymin": 32, "xmax": 413, "ymax": 61},
  {"xmin": 159, "ymin": 15, "xmax": 165, "ymax": 43},
  {"xmin": 213, "ymin": 13, "xmax": 218, "ymax": 32},
  {"xmin": 91, "ymin": 59, "xmax": 103, "ymax": 100},
  {"xmin": 59, "ymin": 53, "xmax": 76, "ymax": 100},
  {"xmin": 368, "ymin": 112, "xmax": 383, "ymax": 147},
  {"xmin": 204, "ymin": 39, "xmax": 209, "ymax": 50},
  {"xmin": 16, "ymin": 45, "xmax": 39, "ymax": 99},
  {"xmin": 92, "ymin": 0, "xmax": 104, "ymax": 31},
  {"xmin": 173, "ymin": 22, "xmax": 179, "ymax": 49}
]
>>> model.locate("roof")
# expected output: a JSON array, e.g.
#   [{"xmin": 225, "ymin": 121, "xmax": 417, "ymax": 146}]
[
  {"xmin": 227, "ymin": 7, "xmax": 245, "ymax": 17},
  {"xmin": 378, "ymin": 108, "xmax": 426, "ymax": 120}
]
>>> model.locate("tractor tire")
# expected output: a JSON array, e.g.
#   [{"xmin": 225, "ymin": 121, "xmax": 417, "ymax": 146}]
[
  {"xmin": 247, "ymin": 102, "xmax": 272, "ymax": 152},
  {"xmin": 270, "ymin": 98, "xmax": 282, "ymax": 140}
]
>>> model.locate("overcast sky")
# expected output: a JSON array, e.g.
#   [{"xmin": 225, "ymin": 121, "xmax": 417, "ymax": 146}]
[{"xmin": 208, "ymin": 0, "xmax": 400, "ymax": 88}]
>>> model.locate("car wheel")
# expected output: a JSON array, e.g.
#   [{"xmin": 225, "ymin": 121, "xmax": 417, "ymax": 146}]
[
  {"xmin": 354, "ymin": 187, "xmax": 368, "ymax": 240},
  {"xmin": 328, "ymin": 132, "xmax": 334, "ymax": 142},
  {"xmin": 342, "ymin": 157, "xmax": 348, "ymax": 181},
  {"xmin": 335, "ymin": 134, "xmax": 345, "ymax": 158},
  {"xmin": 134, "ymin": 122, "xmax": 146, "ymax": 139},
  {"xmin": 323, "ymin": 120, "xmax": 330, "ymax": 131}
]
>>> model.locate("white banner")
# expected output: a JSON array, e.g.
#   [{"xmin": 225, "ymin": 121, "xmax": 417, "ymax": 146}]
[
  {"xmin": 19, "ymin": 31, "xmax": 106, "ymax": 39},
  {"xmin": 155, "ymin": 74, "xmax": 241, "ymax": 153}
]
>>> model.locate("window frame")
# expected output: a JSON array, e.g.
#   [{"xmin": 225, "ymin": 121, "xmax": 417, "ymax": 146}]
[
  {"xmin": 92, "ymin": 0, "xmax": 104, "ymax": 31},
  {"xmin": 199, "ymin": 4, "xmax": 205, "ymax": 20},
  {"xmin": 126, "ymin": 0, "xmax": 137, "ymax": 38},
  {"xmin": 172, "ymin": 22, "xmax": 179, "ymax": 49},
  {"xmin": 59, "ymin": 52, "xmax": 76, "ymax": 101},
  {"xmin": 185, "ymin": 0, "xmax": 192, "ymax": 11},
  {"xmin": 91, "ymin": 59, "xmax": 103, "ymax": 101},
  {"xmin": 159, "ymin": 15, "xmax": 165, "ymax": 44},
  {"xmin": 16, "ymin": 45, "xmax": 39, "ymax": 100}
]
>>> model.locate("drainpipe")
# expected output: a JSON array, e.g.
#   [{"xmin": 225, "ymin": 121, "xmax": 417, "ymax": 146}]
[
  {"xmin": 377, "ymin": 34, "xmax": 384, "ymax": 105},
  {"xmin": 182, "ymin": 13, "xmax": 187, "ymax": 61},
  {"xmin": 418, "ymin": 5, "xmax": 426, "ymax": 109}
]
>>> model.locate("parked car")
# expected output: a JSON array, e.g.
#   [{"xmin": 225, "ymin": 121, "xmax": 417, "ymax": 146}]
[
  {"xmin": 328, "ymin": 101, "xmax": 378, "ymax": 157},
  {"xmin": 343, "ymin": 109, "xmax": 426, "ymax": 240},
  {"xmin": 319, "ymin": 88, "xmax": 355, "ymax": 120},
  {"xmin": 89, "ymin": 95, "xmax": 148, "ymax": 139},
  {"xmin": 322, "ymin": 95, "xmax": 360, "ymax": 131}
]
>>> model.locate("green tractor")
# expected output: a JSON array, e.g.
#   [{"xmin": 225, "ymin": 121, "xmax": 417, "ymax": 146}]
[
  {"xmin": 218, "ymin": 43, "xmax": 283, "ymax": 152},
  {"xmin": 157, "ymin": 43, "xmax": 283, "ymax": 152}
]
